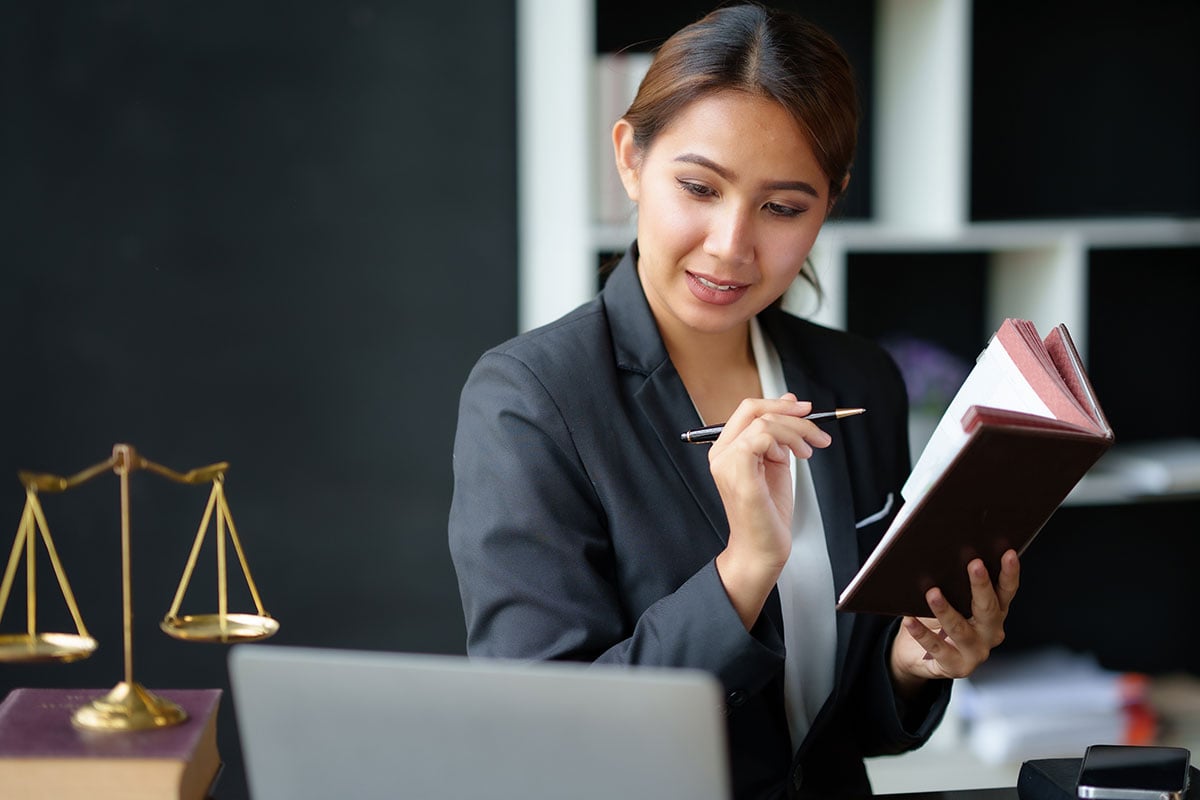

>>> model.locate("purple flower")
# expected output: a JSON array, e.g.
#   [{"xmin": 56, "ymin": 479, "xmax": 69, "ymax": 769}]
[{"xmin": 880, "ymin": 336, "xmax": 971, "ymax": 416}]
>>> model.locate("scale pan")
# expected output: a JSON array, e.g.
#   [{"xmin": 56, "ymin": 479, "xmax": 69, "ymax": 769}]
[
  {"xmin": 0, "ymin": 632, "xmax": 98, "ymax": 663},
  {"xmin": 160, "ymin": 613, "xmax": 279, "ymax": 643}
]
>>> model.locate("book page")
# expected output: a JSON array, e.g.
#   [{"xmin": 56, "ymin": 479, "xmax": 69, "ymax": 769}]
[
  {"xmin": 996, "ymin": 320, "xmax": 1097, "ymax": 430},
  {"xmin": 902, "ymin": 330, "xmax": 1054, "ymax": 503},
  {"xmin": 1044, "ymin": 326, "xmax": 1109, "ymax": 433}
]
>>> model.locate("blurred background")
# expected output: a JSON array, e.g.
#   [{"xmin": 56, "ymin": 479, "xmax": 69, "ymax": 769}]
[{"xmin": 2, "ymin": 1, "xmax": 1198, "ymax": 798}]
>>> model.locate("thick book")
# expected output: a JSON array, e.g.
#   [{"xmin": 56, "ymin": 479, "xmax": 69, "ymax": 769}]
[
  {"xmin": 837, "ymin": 319, "xmax": 1113, "ymax": 617},
  {"xmin": 0, "ymin": 687, "xmax": 221, "ymax": 800}
]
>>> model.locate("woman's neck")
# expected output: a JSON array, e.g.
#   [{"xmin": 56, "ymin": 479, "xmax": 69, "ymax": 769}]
[
  {"xmin": 663, "ymin": 320, "xmax": 762, "ymax": 426},
  {"xmin": 663, "ymin": 320, "xmax": 753, "ymax": 377}
]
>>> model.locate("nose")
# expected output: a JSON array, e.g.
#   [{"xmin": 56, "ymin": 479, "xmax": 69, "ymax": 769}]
[{"xmin": 703, "ymin": 205, "xmax": 755, "ymax": 265}]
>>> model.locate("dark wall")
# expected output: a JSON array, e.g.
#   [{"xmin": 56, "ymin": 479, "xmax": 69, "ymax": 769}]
[
  {"xmin": 0, "ymin": 2, "xmax": 516, "ymax": 797},
  {"xmin": 971, "ymin": 0, "xmax": 1200, "ymax": 219}
]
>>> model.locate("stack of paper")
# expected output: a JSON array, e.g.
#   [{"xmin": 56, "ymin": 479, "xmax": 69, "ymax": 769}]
[{"xmin": 955, "ymin": 648, "xmax": 1155, "ymax": 765}]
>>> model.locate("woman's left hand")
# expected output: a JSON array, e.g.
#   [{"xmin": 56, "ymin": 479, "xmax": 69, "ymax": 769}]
[{"xmin": 889, "ymin": 549, "xmax": 1020, "ymax": 694}]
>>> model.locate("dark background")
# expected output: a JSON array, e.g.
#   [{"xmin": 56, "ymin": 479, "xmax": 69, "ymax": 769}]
[{"xmin": 1, "ymin": 2, "xmax": 515, "ymax": 797}]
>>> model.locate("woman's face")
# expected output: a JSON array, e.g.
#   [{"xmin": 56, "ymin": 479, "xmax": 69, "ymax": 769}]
[{"xmin": 615, "ymin": 90, "xmax": 834, "ymax": 344}]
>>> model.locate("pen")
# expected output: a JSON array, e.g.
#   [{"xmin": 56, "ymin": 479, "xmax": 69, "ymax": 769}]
[{"xmin": 679, "ymin": 407, "xmax": 866, "ymax": 444}]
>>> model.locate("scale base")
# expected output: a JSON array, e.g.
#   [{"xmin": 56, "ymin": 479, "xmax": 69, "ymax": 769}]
[{"xmin": 72, "ymin": 681, "xmax": 188, "ymax": 731}]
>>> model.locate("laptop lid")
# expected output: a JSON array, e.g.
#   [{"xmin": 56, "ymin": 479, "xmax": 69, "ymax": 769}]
[{"xmin": 228, "ymin": 644, "xmax": 731, "ymax": 800}]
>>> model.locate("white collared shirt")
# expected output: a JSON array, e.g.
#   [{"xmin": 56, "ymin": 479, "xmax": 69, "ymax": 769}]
[{"xmin": 750, "ymin": 318, "xmax": 837, "ymax": 751}]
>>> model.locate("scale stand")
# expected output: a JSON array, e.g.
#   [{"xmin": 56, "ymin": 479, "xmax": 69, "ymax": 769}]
[{"xmin": 0, "ymin": 443, "xmax": 279, "ymax": 731}]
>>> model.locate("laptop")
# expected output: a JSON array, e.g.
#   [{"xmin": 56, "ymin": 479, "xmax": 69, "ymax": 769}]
[{"xmin": 228, "ymin": 644, "xmax": 732, "ymax": 800}]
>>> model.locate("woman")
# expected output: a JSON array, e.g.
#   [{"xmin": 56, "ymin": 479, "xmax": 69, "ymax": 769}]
[{"xmin": 449, "ymin": 5, "xmax": 1019, "ymax": 798}]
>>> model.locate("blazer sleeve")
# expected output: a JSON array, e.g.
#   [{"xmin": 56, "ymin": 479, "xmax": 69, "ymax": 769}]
[
  {"xmin": 448, "ymin": 349, "xmax": 784, "ymax": 694},
  {"xmin": 835, "ymin": 344, "xmax": 952, "ymax": 756},
  {"xmin": 855, "ymin": 616, "xmax": 951, "ymax": 756}
]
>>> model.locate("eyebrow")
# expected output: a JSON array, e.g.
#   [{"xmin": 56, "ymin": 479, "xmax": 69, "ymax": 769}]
[{"xmin": 672, "ymin": 152, "xmax": 822, "ymax": 199}]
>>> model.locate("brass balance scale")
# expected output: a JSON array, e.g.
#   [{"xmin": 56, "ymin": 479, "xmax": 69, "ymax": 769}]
[{"xmin": 0, "ymin": 443, "xmax": 278, "ymax": 730}]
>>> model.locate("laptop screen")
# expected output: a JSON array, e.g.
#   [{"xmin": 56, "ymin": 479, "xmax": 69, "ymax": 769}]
[{"xmin": 228, "ymin": 644, "xmax": 731, "ymax": 800}]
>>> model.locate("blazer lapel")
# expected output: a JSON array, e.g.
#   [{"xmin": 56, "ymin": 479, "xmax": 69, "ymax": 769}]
[
  {"xmin": 635, "ymin": 366, "xmax": 732, "ymax": 542},
  {"xmin": 603, "ymin": 250, "xmax": 731, "ymax": 543}
]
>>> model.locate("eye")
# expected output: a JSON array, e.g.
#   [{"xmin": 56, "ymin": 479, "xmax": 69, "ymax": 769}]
[
  {"xmin": 677, "ymin": 179, "xmax": 717, "ymax": 199},
  {"xmin": 764, "ymin": 201, "xmax": 804, "ymax": 218}
]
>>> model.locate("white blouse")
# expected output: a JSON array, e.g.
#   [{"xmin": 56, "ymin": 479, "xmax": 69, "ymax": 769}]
[{"xmin": 750, "ymin": 318, "xmax": 837, "ymax": 751}]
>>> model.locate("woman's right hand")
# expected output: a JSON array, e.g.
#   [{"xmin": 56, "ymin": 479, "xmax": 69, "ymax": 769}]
[{"xmin": 710, "ymin": 393, "xmax": 832, "ymax": 628}]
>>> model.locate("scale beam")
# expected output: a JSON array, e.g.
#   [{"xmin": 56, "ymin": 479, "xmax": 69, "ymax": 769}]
[{"xmin": 0, "ymin": 443, "xmax": 279, "ymax": 731}]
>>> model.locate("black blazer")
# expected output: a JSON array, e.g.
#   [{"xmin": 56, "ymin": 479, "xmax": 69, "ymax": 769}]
[{"xmin": 449, "ymin": 249, "xmax": 949, "ymax": 799}]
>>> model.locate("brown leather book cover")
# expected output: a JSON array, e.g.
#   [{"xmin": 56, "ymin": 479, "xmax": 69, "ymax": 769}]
[
  {"xmin": 837, "ymin": 320, "xmax": 1113, "ymax": 618},
  {"xmin": 837, "ymin": 414, "xmax": 1111, "ymax": 617}
]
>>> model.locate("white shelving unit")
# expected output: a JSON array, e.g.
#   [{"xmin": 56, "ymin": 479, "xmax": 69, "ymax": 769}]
[
  {"xmin": 516, "ymin": 0, "xmax": 595, "ymax": 333},
  {"xmin": 517, "ymin": 0, "xmax": 1200, "ymax": 342}
]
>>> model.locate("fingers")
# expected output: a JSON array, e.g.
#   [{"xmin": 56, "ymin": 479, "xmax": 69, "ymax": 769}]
[
  {"xmin": 714, "ymin": 394, "xmax": 832, "ymax": 457},
  {"xmin": 905, "ymin": 553, "xmax": 1020, "ymax": 679},
  {"xmin": 923, "ymin": 588, "xmax": 977, "ymax": 673},
  {"xmin": 716, "ymin": 394, "xmax": 810, "ymax": 440},
  {"xmin": 967, "ymin": 553, "xmax": 1018, "ymax": 640},
  {"xmin": 899, "ymin": 588, "xmax": 980, "ymax": 678},
  {"xmin": 902, "ymin": 615, "xmax": 949, "ymax": 663},
  {"xmin": 707, "ymin": 394, "xmax": 833, "ymax": 574},
  {"xmin": 996, "ymin": 549, "xmax": 1021, "ymax": 610},
  {"xmin": 967, "ymin": 557, "xmax": 1000, "ymax": 620}
]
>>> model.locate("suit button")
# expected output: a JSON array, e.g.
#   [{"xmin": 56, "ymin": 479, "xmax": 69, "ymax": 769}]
[
  {"xmin": 793, "ymin": 765, "xmax": 804, "ymax": 791},
  {"xmin": 727, "ymin": 690, "xmax": 747, "ymax": 707}
]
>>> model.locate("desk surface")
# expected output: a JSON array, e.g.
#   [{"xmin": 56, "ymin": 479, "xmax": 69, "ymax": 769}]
[{"xmin": 878, "ymin": 789, "xmax": 1017, "ymax": 800}]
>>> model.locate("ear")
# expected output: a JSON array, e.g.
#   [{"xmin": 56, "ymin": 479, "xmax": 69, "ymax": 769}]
[{"xmin": 612, "ymin": 118, "xmax": 642, "ymax": 203}]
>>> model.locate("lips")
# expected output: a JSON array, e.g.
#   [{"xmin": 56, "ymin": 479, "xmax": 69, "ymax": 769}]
[
  {"xmin": 686, "ymin": 271, "xmax": 749, "ymax": 305},
  {"xmin": 694, "ymin": 274, "xmax": 742, "ymax": 292}
]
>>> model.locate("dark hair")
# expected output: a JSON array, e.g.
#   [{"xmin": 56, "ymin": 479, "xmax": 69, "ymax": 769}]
[
  {"xmin": 623, "ymin": 3, "xmax": 859, "ymax": 206},
  {"xmin": 615, "ymin": 4, "xmax": 858, "ymax": 299}
]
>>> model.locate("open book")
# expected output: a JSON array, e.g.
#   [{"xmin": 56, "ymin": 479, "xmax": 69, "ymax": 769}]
[{"xmin": 836, "ymin": 319, "xmax": 1113, "ymax": 617}]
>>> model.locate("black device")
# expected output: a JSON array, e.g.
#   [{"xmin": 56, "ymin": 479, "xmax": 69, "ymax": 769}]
[{"xmin": 1076, "ymin": 745, "xmax": 1191, "ymax": 800}]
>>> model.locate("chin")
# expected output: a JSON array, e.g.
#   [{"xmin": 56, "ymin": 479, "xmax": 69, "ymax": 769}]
[{"xmin": 680, "ymin": 306, "xmax": 756, "ymax": 335}]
